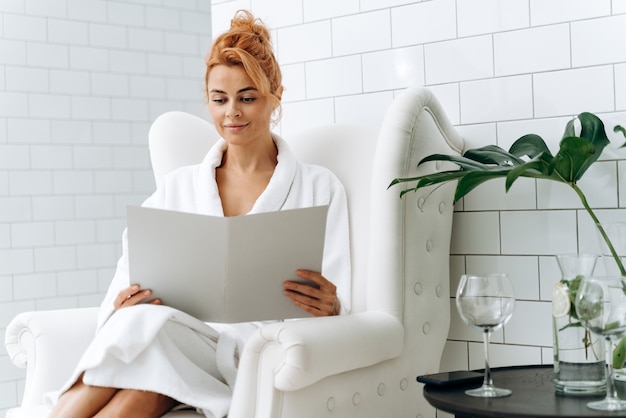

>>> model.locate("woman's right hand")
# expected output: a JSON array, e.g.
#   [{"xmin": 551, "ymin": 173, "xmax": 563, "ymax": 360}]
[{"xmin": 113, "ymin": 285, "xmax": 161, "ymax": 311}]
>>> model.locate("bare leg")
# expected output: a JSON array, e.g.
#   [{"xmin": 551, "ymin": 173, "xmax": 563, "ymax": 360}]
[
  {"xmin": 48, "ymin": 374, "xmax": 118, "ymax": 418},
  {"xmin": 93, "ymin": 389, "xmax": 180, "ymax": 418}
]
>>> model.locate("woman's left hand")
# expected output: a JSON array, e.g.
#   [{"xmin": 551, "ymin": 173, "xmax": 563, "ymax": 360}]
[{"xmin": 283, "ymin": 270, "xmax": 340, "ymax": 316}]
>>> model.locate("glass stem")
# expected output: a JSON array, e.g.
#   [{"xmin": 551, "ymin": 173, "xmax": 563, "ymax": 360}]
[
  {"xmin": 483, "ymin": 328, "xmax": 493, "ymax": 387},
  {"xmin": 606, "ymin": 337, "xmax": 619, "ymax": 402}
]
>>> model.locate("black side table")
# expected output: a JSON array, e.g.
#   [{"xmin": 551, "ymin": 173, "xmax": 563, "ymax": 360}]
[{"xmin": 423, "ymin": 365, "xmax": 626, "ymax": 418}]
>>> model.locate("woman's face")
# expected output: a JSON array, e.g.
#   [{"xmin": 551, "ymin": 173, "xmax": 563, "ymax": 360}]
[{"xmin": 207, "ymin": 64, "xmax": 275, "ymax": 147}]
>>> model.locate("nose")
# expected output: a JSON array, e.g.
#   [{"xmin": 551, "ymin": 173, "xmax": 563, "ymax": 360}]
[{"xmin": 226, "ymin": 102, "xmax": 241, "ymax": 118}]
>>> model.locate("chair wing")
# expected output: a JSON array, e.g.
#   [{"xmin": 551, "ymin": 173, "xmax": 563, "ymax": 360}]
[
  {"xmin": 148, "ymin": 111, "xmax": 220, "ymax": 184},
  {"xmin": 230, "ymin": 86, "xmax": 464, "ymax": 418}
]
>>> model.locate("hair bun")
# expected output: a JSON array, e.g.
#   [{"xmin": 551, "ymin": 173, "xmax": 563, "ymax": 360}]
[{"xmin": 230, "ymin": 10, "xmax": 271, "ymax": 44}]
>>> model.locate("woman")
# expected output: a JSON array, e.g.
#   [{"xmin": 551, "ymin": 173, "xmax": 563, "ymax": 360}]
[{"xmin": 46, "ymin": 9, "xmax": 351, "ymax": 418}]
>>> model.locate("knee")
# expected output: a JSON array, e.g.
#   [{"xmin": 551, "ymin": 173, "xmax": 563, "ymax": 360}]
[
  {"xmin": 107, "ymin": 391, "xmax": 139, "ymax": 417},
  {"xmin": 100, "ymin": 390, "xmax": 177, "ymax": 418}
]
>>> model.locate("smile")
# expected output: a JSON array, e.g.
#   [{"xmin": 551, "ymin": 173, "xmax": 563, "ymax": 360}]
[{"xmin": 223, "ymin": 123, "xmax": 249, "ymax": 129}]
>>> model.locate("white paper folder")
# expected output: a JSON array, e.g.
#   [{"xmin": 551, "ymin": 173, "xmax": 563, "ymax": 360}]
[{"xmin": 127, "ymin": 205, "xmax": 328, "ymax": 323}]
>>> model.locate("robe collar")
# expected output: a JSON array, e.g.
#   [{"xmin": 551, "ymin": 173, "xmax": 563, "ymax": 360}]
[{"xmin": 196, "ymin": 134, "xmax": 297, "ymax": 216}]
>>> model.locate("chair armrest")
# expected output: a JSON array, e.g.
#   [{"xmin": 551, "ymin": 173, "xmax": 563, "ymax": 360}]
[
  {"xmin": 4, "ymin": 307, "xmax": 99, "ymax": 406},
  {"xmin": 249, "ymin": 311, "xmax": 404, "ymax": 391}
]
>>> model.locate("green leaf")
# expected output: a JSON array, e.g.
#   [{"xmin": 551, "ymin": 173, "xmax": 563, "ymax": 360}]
[
  {"xmin": 577, "ymin": 112, "xmax": 610, "ymax": 174},
  {"xmin": 614, "ymin": 125, "xmax": 626, "ymax": 148},
  {"xmin": 454, "ymin": 169, "xmax": 511, "ymax": 201},
  {"xmin": 578, "ymin": 112, "xmax": 609, "ymax": 145},
  {"xmin": 413, "ymin": 171, "xmax": 467, "ymax": 187},
  {"xmin": 391, "ymin": 171, "xmax": 467, "ymax": 198},
  {"xmin": 552, "ymin": 136, "xmax": 596, "ymax": 183},
  {"xmin": 504, "ymin": 159, "xmax": 553, "ymax": 191},
  {"xmin": 509, "ymin": 134, "xmax": 552, "ymax": 160},
  {"xmin": 390, "ymin": 170, "xmax": 465, "ymax": 188},
  {"xmin": 558, "ymin": 321, "xmax": 584, "ymax": 332},
  {"xmin": 419, "ymin": 153, "xmax": 487, "ymax": 171},
  {"xmin": 563, "ymin": 116, "xmax": 576, "ymax": 139},
  {"xmin": 614, "ymin": 337, "xmax": 626, "ymax": 369},
  {"xmin": 464, "ymin": 145, "xmax": 524, "ymax": 166}
]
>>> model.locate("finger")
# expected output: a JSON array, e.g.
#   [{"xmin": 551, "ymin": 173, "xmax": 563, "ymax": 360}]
[
  {"xmin": 284, "ymin": 282, "xmax": 336, "ymax": 310},
  {"xmin": 297, "ymin": 301, "xmax": 326, "ymax": 317},
  {"xmin": 114, "ymin": 285, "xmax": 153, "ymax": 310},
  {"xmin": 286, "ymin": 271, "xmax": 339, "ymax": 316},
  {"xmin": 285, "ymin": 279, "xmax": 336, "ymax": 309},
  {"xmin": 284, "ymin": 287, "xmax": 336, "ymax": 316},
  {"xmin": 294, "ymin": 271, "xmax": 337, "ymax": 301},
  {"xmin": 114, "ymin": 285, "xmax": 139, "ymax": 309},
  {"xmin": 125, "ymin": 289, "xmax": 153, "ymax": 307},
  {"xmin": 296, "ymin": 270, "xmax": 335, "ymax": 290},
  {"xmin": 283, "ymin": 280, "xmax": 319, "ymax": 297},
  {"xmin": 285, "ymin": 293, "xmax": 327, "ymax": 317}
]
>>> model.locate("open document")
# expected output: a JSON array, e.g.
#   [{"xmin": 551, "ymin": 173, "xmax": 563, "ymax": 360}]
[{"xmin": 127, "ymin": 205, "xmax": 328, "ymax": 323}]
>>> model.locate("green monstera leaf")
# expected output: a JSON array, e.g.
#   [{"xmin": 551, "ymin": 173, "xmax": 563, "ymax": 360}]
[{"xmin": 389, "ymin": 112, "xmax": 625, "ymax": 276}]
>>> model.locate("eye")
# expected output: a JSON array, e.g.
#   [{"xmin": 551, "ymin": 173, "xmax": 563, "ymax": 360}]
[
  {"xmin": 241, "ymin": 96, "xmax": 256, "ymax": 103},
  {"xmin": 211, "ymin": 97, "xmax": 225, "ymax": 104}
]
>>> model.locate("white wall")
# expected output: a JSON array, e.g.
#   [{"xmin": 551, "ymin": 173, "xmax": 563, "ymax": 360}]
[
  {"xmin": 212, "ymin": 0, "xmax": 626, "ymax": 374},
  {"xmin": 0, "ymin": 0, "xmax": 211, "ymax": 414}
]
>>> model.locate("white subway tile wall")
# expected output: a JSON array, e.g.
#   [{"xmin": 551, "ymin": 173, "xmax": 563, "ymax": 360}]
[
  {"xmin": 211, "ymin": 0, "xmax": 626, "ymax": 381},
  {"xmin": 331, "ymin": 10, "xmax": 391, "ymax": 56},
  {"xmin": 362, "ymin": 45, "xmax": 425, "ymax": 93},
  {"xmin": 305, "ymin": 55, "xmax": 362, "ymax": 99},
  {"xmin": 0, "ymin": 0, "xmax": 211, "ymax": 413},
  {"xmin": 457, "ymin": 0, "xmax": 529, "ymax": 37}
]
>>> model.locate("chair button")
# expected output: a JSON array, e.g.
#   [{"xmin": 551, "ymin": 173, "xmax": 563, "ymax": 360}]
[
  {"xmin": 423, "ymin": 322, "xmax": 431, "ymax": 334},
  {"xmin": 378, "ymin": 383, "xmax": 386, "ymax": 396},
  {"xmin": 426, "ymin": 240, "xmax": 433, "ymax": 252},
  {"xmin": 352, "ymin": 392, "xmax": 361, "ymax": 405},
  {"xmin": 439, "ymin": 201, "xmax": 446, "ymax": 213},
  {"xmin": 414, "ymin": 282, "xmax": 423, "ymax": 295},
  {"xmin": 417, "ymin": 196, "xmax": 425, "ymax": 209},
  {"xmin": 435, "ymin": 285, "xmax": 443, "ymax": 297},
  {"xmin": 400, "ymin": 378, "xmax": 409, "ymax": 391},
  {"xmin": 327, "ymin": 397, "xmax": 335, "ymax": 411}
]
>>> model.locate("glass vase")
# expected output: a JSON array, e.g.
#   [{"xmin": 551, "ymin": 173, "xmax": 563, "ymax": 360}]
[
  {"xmin": 553, "ymin": 253, "xmax": 605, "ymax": 395},
  {"xmin": 596, "ymin": 223, "xmax": 626, "ymax": 398}
]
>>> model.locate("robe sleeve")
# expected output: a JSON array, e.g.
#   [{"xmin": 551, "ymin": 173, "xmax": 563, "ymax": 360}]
[
  {"xmin": 322, "ymin": 172, "xmax": 351, "ymax": 315},
  {"xmin": 96, "ymin": 186, "xmax": 170, "ymax": 330}
]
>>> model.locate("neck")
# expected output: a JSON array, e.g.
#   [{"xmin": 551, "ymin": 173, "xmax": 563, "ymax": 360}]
[{"xmin": 220, "ymin": 135, "xmax": 278, "ymax": 173}]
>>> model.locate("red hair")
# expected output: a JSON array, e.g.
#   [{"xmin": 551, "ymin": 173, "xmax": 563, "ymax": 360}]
[{"xmin": 205, "ymin": 10, "xmax": 283, "ymax": 116}]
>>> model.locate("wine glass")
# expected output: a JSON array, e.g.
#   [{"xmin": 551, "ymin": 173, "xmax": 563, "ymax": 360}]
[
  {"xmin": 456, "ymin": 273, "xmax": 516, "ymax": 397},
  {"xmin": 575, "ymin": 276, "xmax": 626, "ymax": 411}
]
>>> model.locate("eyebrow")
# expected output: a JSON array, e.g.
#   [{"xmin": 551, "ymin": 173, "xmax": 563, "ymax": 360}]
[{"xmin": 209, "ymin": 86, "xmax": 258, "ymax": 94}]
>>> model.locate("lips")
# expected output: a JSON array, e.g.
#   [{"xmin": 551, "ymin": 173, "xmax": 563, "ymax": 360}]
[{"xmin": 224, "ymin": 122, "xmax": 249, "ymax": 128}]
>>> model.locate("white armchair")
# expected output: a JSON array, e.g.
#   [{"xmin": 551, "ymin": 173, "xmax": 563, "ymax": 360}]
[{"xmin": 5, "ymin": 86, "xmax": 464, "ymax": 418}]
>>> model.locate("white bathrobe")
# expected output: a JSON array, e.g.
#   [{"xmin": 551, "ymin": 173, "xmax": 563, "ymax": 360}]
[{"xmin": 49, "ymin": 134, "xmax": 352, "ymax": 418}]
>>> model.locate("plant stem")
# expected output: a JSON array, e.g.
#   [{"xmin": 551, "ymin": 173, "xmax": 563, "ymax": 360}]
[{"xmin": 571, "ymin": 183, "xmax": 626, "ymax": 276}]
